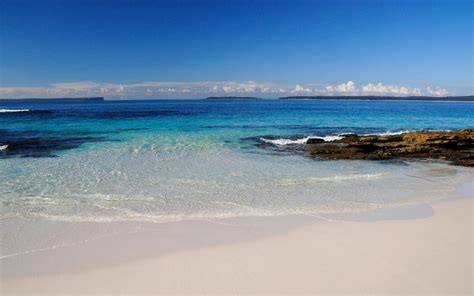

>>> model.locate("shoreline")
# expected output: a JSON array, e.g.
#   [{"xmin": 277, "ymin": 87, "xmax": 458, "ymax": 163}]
[
  {"xmin": 1, "ymin": 194, "xmax": 472, "ymax": 295},
  {"xmin": 1, "ymin": 175, "xmax": 471, "ymax": 271}
]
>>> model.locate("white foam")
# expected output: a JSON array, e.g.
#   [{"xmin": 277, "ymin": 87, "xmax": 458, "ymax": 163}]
[
  {"xmin": 0, "ymin": 109, "xmax": 30, "ymax": 113},
  {"xmin": 0, "ymin": 145, "xmax": 8, "ymax": 151},
  {"xmin": 260, "ymin": 135, "xmax": 344, "ymax": 146},
  {"xmin": 364, "ymin": 130, "xmax": 411, "ymax": 136},
  {"xmin": 314, "ymin": 135, "xmax": 345, "ymax": 142},
  {"xmin": 260, "ymin": 136, "xmax": 311, "ymax": 145},
  {"xmin": 276, "ymin": 173, "xmax": 388, "ymax": 186},
  {"xmin": 363, "ymin": 129, "xmax": 452, "ymax": 137},
  {"xmin": 320, "ymin": 173, "xmax": 387, "ymax": 182}
]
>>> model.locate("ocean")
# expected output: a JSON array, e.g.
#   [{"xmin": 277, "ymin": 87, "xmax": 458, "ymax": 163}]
[{"xmin": 0, "ymin": 99, "xmax": 472, "ymax": 222}]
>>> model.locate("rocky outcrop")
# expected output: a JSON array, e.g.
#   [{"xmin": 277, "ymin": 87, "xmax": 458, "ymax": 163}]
[{"xmin": 306, "ymin": 129, "xmax": 474, "ymax": 166}]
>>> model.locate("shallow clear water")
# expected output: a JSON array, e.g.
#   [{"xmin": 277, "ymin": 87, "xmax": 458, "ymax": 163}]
[{"xmin": 0, "ymin": 99, "xmax": 473, "ymax": 222}]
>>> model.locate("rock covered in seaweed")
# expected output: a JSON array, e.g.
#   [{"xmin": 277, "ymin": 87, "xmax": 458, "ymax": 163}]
[{"xmin": 306, "ymin": 129, "xmax": 474, "ymax": 166}]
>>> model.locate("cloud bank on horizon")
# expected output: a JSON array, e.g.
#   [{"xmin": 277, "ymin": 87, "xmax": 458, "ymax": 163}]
[{"xmin": 0, "ymin": 80, "xmax": 450, "ymax": 99}]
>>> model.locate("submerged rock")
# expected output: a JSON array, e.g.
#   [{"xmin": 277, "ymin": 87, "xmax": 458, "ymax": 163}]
[{"xmin": 306, "ymin": 129, "xmax": 474, "ymax": 166}]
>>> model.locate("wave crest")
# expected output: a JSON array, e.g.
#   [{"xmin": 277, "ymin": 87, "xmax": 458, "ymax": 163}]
[
  {"xmin": 0, "ymin": 109, "xmax": 30, "ymax": 113},
  {"xmin": 260, "ymin": 135, "xmax": 344, "ymax": 146}
]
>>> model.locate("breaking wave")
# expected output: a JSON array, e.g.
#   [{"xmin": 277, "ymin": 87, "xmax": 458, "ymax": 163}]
[
  {"xmin": 364, "ymin": 130, "xmax": 411, "ymax": 136},
  {"xmin": 0, "ymin": 109, "xmax": 30, "ymax": 113},
  {"xmin": 260, "ymin": 135, "xmax": 344, "ymax": 146}
]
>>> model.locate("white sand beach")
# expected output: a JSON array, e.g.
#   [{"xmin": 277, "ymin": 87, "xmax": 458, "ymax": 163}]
[{"xmin": 1, "ymin": 197, "xmax": 472, "ymax": 295}]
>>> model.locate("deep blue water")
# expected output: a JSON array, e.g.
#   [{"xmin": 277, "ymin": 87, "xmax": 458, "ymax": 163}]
[{"xmin": 1, "ymin": 99, "xmax": 473, "ymax": 158}]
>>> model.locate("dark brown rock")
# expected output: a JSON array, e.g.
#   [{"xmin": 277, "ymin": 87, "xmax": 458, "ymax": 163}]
[
  {"xmin": 306, "ymin": 138, "xmax": 325, "ymax": 144},
  {"xmin": 307, "ymin": 129, "xmax": 474, "ymax": 166}
]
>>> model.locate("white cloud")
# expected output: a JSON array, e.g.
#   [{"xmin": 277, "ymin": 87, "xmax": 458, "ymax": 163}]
[
  {"xmin": 0, "ymin": 80, "xmax": 450, "ymax": 99},
  {"xmin": 222, "ymin": 86, "xmax": 234, "ymax": 93},
  {"xmin": 426, "ymin": 86, "xmax": 448, "ymax": 96},
  {"xmin": 326, "ymin": 81, "xmax": 356, "ymax": 93},
  {"xmin": 290, "ymin": 84, "xmax": 313, "ymax": 93},
  {"xmin": 362, "ymin": 83, "xmax": 422, "ymax": 96},
  {"xmin": 50, "ymin": 81, "xmax": 101, "ymax": 90}
]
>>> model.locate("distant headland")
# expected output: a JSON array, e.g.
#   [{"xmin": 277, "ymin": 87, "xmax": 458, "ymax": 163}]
[
  {"xmin": 204, "ymin": 96, "xmax": 262, "ymax": 100},
  {"xmin": 0, "ymin": 97, "xmax": 104, "ymax": 103},
  {"xmin": 278, "ymin": 95, "xmax": 474, "ymax": 101}
]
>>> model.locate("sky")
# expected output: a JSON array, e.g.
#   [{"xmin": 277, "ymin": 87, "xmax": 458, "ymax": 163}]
[{"xmin": 0, "ymin": 0, "xmax": 472, "ymax": 99}]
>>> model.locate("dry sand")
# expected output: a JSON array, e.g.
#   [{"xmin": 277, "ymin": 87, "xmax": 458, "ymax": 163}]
[{"xmin": 1, "ymin": 198, "xmax": 473, "ymax": 295}]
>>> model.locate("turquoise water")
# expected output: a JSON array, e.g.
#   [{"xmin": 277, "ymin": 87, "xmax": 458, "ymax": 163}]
[{"xmin": 0, "ymin": 99, "xmax": 473, "ymax": 222}]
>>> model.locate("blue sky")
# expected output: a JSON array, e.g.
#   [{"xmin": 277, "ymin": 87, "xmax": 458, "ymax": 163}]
[{"xmin": 0, "ymin": 0, "xmax": 472, "ymax": 98}]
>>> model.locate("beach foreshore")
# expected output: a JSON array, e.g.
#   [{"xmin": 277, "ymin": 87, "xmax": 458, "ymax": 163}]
[{"xmin": 1, "ymin": 196, "xmax": 472, "ymax": 295}]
